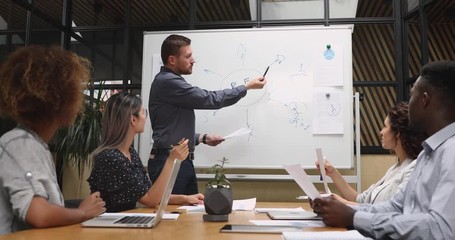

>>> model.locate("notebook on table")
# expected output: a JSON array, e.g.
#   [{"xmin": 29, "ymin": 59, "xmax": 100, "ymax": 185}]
[
  {"xmin": 282, "ymin": 230, "xmax": 372, "ymax": 240},
  {"xmin": 266, "ymin": 210, "xmax": 321, "ymax": 220},
  {"xmin": 81, "ymin": 159, "xmax": 181, "ymax": 228}
]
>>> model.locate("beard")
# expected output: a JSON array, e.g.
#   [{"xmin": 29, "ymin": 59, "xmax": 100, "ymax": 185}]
[{"xmin": 177, "ymin": 63, "xmax": 193, "ymax": 75}]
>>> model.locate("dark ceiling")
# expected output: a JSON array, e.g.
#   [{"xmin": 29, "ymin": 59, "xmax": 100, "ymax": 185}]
[{"xmin": 0, "ymin": 0, "xmax": 454, "ymax": 32}]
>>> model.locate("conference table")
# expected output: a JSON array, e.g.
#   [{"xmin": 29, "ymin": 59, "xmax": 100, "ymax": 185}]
[{"xmin": 0, "ymin": 202, "xmax": 345, "ymax": 240}]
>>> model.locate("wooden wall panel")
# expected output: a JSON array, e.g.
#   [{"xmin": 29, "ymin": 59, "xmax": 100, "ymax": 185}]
[
  {"xmin": 353, "ymin": 0, "xmax": 455, "ymax": 149},
  {"xmin": 355, "ymin": 86, "xmax": 396, "ymax": 147},
  {"xmin": 353, "ymin": 24, "xmax": 395, "ymax": 82},
  {"xmin": 407, "ymin": 22, "xmax": 422, "ymax": 78},
  {"xmin": 352, "ymin": 24, "xmax": 397, "ymax": 148},
  {"xmin": 428, "ymin": 24, "xmax": 455, "ymax": 62}
]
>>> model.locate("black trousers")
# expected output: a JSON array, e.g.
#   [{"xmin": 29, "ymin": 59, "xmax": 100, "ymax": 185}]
[{"xmin": 148, "ymin": 151, "xmax": 198, "ymax": 195}]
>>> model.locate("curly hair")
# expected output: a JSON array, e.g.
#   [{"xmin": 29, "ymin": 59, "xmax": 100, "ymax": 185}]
[
  {"xmin": 0, "ymin": 45, "xmax": 91, "ymax": 128},
  {"xmin": 388, "ymin": 102, "xmax": 427, "ymax": 160}
]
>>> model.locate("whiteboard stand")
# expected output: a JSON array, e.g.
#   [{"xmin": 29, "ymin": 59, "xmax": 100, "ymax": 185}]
[
  {"xmin": 355, "ymin": 92, "xmax": 361, "ymax": 193},
  {"xmin": 196, "ymin": 174, "xmax": 359, "ymax": 183}
]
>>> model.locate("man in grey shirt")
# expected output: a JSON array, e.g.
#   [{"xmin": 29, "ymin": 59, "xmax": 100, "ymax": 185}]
[
  {"xmin": 148, "ymin": 34, "xmax": 266, "ymax": 195},
  {"xmin": 312, "ymin": 60, "xmax": 455, "ymax": 239}
]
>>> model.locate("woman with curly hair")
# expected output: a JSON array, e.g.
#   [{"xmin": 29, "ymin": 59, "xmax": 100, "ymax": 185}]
[
  {"xmin": 0, "ymin": 46, "xmax": 106, "ymax": 235},
  {"xmin": 316, "ymin": 102, "xmax": 427, "ymax": 204}
]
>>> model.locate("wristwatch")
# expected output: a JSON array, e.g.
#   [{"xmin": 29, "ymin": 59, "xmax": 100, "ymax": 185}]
[{"xmin": 202, "ymin": 134, "xmax": 207, "ymax": 144}]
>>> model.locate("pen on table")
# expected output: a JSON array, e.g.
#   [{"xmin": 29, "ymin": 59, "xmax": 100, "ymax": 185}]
[{"xmin": 263, "ymin": 66, "xmax": 270, "ymax": 77}]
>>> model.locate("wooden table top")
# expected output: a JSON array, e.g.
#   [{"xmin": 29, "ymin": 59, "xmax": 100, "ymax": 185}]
[{"xmin": 0, "ymin": 202, "xmax": 345, "ymax": 240}]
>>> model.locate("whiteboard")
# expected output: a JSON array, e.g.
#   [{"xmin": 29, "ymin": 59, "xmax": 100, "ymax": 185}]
[{"xmin": 140, "ymin": 26, "xmax": 354, "ymax": 169}]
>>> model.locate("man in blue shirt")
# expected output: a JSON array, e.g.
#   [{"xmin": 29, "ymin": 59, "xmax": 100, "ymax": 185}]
[
  {"xmin": 312, "ymin": 60, "xmax": 455, "ymax": 239},
  {"xmin": 148, "ymin": 34, "xmax": 266, "ymax": 195}
]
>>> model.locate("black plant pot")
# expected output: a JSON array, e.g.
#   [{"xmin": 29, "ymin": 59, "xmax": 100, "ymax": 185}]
[{"xmin": 203, "ymin": 187, "xmax": 232, "ymax": 222}]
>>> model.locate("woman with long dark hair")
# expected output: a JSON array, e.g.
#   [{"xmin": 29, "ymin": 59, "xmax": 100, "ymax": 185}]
[
  {"xmin": 317, "ymin": 102, "xmax": 427, "ymax": 204},
  {"xmin": 88, "ymin": 92, "xmax": 204, "ymax": 212}
]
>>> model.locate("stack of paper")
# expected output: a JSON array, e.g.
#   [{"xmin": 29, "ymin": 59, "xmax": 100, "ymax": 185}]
[{"xmin": 232, "ymin": 197, "xmax": 256, "ymax": 211}]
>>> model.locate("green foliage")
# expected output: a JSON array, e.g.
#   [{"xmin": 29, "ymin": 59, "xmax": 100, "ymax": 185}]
[
  {"xmin": 50, "ymin": 82, "xmax": 106, "ymax": 177},
  {"xmin": 206, "ymin": 157, "xmax": 231, "ymax": 188}
]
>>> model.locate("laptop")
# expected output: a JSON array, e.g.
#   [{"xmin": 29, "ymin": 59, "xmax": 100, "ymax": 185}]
[
  {"xmin": 81, "ymin": 159, "xmax": 181, "ymax": 228},
  {"xmin": 266, "ymin": 210, "xmax": 321, "ymax": 220}
]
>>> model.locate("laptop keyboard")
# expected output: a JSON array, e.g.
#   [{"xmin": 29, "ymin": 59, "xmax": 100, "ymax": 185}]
[{"xmin": 114, "ymin": 216, "xmax": 154, "ymax": 225}]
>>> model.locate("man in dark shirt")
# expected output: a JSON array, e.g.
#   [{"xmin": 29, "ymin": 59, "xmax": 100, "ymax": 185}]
[{"xmin": 148, "ymin": 34, "xmax": 266, "ymax": 195}]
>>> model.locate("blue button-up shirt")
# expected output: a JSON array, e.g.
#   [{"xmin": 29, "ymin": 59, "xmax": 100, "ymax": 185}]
[{"xmin": 353, "ymin": 122, "xmax": 455, "ymax": 239}]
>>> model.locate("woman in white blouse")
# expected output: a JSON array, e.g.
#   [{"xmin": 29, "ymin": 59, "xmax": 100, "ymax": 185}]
[{"xmin": 317, "ymin": 102, "xmax": 427, "ymax": 204}]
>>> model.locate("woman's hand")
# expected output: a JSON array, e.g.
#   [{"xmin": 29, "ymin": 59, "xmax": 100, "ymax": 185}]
[
  {"xmin": 79, "ymin": 192, "xmax": 106, "ymax": 221},
  {"xmin": 315, "ymin": 159, "xmax": 337, "ymax": 177},
  {"xmin": 330, "ymin": 193, "xmax": 350, "ymax": 205},
  {"xmin": 169, "ymin": 139, "xmax": 189, "ymax": 161},
  {"xmin": 184, "ymin": 193, "xmax": 205, "ymax": 205},
  {"xmin": 170, "ymin": 193, "xmax": 205, "ymax": 205}
]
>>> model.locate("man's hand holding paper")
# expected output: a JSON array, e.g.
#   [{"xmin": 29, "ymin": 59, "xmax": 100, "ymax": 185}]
[{"xmin": 223, "ymin": 127, "xmax": 252, "ymax": 139}]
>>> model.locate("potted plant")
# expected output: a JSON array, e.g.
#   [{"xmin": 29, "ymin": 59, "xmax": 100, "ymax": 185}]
[
  {"xmin": 203, "ymin": 157, "xmax": 233, "ymax": 222},
  {"xmin": 49, "ymin": 82, "xmax": 106, "ymax": 198}
]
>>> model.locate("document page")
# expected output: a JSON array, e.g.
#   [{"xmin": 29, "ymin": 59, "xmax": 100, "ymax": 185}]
[
  {"xmin": 315, "ymin": 148, "xmax": 331, "ymax": 194},
  {"xmin": 224, "ymin": 127, "xmax": 252, "ymax": 139},
  {"xmin": 283, "ymin": 164, "xmax": 321, "ymax": 200}
]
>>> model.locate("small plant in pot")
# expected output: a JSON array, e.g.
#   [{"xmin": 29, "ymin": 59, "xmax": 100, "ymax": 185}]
[{"xmin": 203, "ymin": 157, "xmax": 232, "ymax": 222}]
